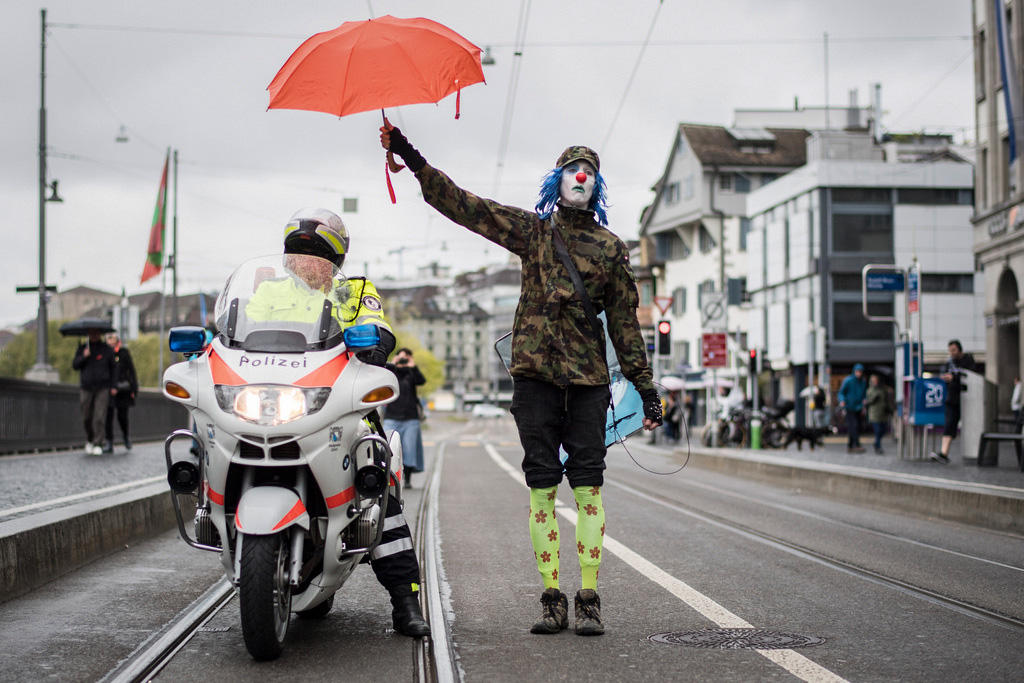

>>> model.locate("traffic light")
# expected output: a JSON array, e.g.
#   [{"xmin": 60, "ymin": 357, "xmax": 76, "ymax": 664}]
[
  {"xmin": 657, "ymin": 320, "xmax": 671, "ymax": 355},
  {"xmin": 749, "ymin": 348, "xmax": 760, "ymax": 372}
]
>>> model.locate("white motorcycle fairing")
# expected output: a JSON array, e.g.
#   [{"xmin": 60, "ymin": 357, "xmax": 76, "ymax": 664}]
[{"xmin": 160, "ymin": 254, "xmax": 406, "ymax": 658}]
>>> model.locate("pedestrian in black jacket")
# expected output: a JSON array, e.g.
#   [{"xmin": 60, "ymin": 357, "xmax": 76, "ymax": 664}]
[
  {"xmin": 383, "ymin": 348, "xmax": 426, "ymax": 487},
  {"xmin": 104, "ymin": 333, "xmax": 139, "ymax": 452},
  {"xmin": 72, "ymin": 329, "xmax": 115, "ymax": 455}
]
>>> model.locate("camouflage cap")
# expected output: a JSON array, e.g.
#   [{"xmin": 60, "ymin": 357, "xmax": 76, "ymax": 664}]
[{"xmin": 555, "ymin": 145, "xmax": 600, "ymax": 172}]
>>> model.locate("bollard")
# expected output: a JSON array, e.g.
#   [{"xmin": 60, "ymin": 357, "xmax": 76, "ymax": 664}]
[{"xmin": 750, "ymin": 417, "xmax": 762, "ymax": 450}]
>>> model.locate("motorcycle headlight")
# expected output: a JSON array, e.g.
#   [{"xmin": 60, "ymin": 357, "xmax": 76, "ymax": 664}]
[{"xmin": 214, "ymin": 385, "xmax": 331, "ymax": 425}]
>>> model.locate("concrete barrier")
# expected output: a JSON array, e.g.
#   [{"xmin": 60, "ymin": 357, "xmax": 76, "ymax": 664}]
[
  {"xmin": 683, "ymin": 447, "xmax": 1024, "ymax": 533},
  {"xmin": 0, "ymin": 482, "xmax": 176, "ymax": 603}
]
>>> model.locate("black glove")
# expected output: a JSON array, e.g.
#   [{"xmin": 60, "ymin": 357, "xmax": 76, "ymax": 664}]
[
  {"xmin": 387, "ymin": 126, "xmax": 427, "ymax": 173},
  {"xmin": 639, "ymin": 388, "xmax": 663, "ymax": 426}
]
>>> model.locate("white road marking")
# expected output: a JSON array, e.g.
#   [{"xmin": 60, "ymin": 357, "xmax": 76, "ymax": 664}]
[
  {"xmin": 0, "ymin": 476, "xmax": 165, "ymax": 519},
  {"xmin": 483, "ymin": 443, "xmax": 848, "ymax": 683}
]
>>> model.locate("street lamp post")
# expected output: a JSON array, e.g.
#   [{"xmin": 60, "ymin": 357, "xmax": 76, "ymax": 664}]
[{"xmin": 23, "ymin": 8, "xmax": 59, "ymax": 383}]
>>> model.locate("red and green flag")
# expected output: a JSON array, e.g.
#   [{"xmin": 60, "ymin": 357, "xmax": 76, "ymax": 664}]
[{"xmin": 140, "ymin": 150, "xmax": 170, "ymax": 284}]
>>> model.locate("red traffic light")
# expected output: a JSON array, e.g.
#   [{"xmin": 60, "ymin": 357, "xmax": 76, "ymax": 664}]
[
  {"xmin": 749, "ymin": 348, "xmax": 757, "ymax": 359},
  {"xmin": 657, "ymin": 320, "xmax": 671, "ymax": 335}
]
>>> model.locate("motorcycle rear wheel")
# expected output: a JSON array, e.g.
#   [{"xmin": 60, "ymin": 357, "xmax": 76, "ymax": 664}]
[{"xmin": 239, "ymin": 533, "xmax": 292, "ymax": 660}]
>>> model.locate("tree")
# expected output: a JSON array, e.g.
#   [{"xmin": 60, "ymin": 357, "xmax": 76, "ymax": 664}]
[
  {"xmin": 0, "ymin": 322, "xmax": 168, "ymax": 387},
  {"xmin": 390, "ymin": 329, "xmax": 444, "ymax": 397}
]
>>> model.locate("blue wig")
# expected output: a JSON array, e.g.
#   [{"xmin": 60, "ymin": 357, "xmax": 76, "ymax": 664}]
[{"xmin": 535, "ymin": 166, "xmax": 609, "ymax": 226}]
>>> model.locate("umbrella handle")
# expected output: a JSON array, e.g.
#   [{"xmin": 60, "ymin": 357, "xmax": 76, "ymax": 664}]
[{"xmin": 385, "ymin": 159, "xmax": 397, "ymax": 204}]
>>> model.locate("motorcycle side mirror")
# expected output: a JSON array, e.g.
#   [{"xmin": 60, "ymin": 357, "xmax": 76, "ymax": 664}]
[
  {"xmin": 169, "ymin": 326, "xmax": 209, "ymax": 354},
  {"xmin": 344, "ymin": 323, "xmax": 381, "ymax": 351}
]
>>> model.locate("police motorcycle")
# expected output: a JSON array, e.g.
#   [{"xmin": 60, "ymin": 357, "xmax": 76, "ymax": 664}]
[{"xmin": 161, "ymin": 253, "xmax": 402, "ymax": 660}]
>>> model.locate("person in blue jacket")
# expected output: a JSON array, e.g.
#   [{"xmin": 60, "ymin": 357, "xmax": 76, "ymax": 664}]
[{"xmin": 837, "ymin": 363, "xmax": 868, "ymax": 453}]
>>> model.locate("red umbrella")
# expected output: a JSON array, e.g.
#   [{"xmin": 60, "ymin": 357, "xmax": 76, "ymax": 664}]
[{"xmin": 267, "ymin": 15, "xmax": 485, "ymax": 119}]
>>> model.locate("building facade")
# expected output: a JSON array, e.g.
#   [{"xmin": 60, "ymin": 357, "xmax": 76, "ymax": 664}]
[
  {"xmin": 638, "ymin": 123, "xmax": 810, "ymax": 383},
  {"xmin": 747, "ymin": 130, "xmax": 981, "ymax": 423},
  {"xmin": 972, "ymin": 0, "xmax": 1024, "ymax": 408}
]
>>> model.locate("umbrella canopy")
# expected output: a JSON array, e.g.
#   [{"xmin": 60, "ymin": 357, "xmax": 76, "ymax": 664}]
[
  {"xmin": 267, "ymin": 15, "xmax": 485, "ymax": 118},
  {"xmin": 658, "ymin": 376, "xmax": 686, "ymax": 392},
  {"xmin": 59, "ymin": 317, "xmax": 115, "ymax": 337}
]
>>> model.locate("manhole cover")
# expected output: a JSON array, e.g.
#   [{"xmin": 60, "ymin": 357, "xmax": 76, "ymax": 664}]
[{"xmin": 649, "ymin": 628, "xmax": 826, "ymax": 650}]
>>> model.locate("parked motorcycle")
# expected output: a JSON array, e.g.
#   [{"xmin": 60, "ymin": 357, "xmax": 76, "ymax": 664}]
[
  {"xmin": 161, "ymin": 254, "xmax": 403, "ymax": 660},
  {"xmin": 700, "ymin": 404, "xmax": 749, "ymax": 447},
  {"xmin": 759, "ymin": 399, "xmax": 795, "ymax": 449}
]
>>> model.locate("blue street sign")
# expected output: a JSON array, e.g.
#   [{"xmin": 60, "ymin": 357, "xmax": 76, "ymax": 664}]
[{"xmin": 865, "ymin": 271, "xmax": 905, "ymax": 291}]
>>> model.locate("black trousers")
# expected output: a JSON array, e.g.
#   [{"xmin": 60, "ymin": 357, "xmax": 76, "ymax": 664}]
[
  {"xmin": 510, "ymin": 377, "xmax": 611, "ymax": 489},
  {"xmin": 105, "ymin": 397, "xmax": 131, "ymax": 443},
  {"xmin": 368, "ymin": 493, "xmax": 421, "ymax": 597}
]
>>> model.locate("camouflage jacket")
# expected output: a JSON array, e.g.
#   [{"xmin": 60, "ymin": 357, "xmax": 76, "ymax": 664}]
[{"xmin": 415, "ymin": 163, "xmax": 654, "ymax": 392}]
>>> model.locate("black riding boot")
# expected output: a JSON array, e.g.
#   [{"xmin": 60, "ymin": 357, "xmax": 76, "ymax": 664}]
[{"xmin": 391, "ymin": 593, "xmax": 430, "ymax": 637}]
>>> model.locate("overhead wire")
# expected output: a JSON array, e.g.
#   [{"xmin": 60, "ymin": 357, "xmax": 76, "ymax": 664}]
[
  {"xmin": 491, "ymin": 0, "xmax": 532, "ymax": 197},
  {"xmin": 600, "ymin": 0, "xmax": 665, "ymax": 152}
]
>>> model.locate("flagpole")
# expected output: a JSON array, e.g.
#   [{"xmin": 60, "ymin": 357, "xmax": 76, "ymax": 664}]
[
  {"xmin": 158, "ymin": 261, "xmax": 166, "ymax": 379},
  {"xmin": 171, "ymin": 148, "xmax": 179, "ymax": 324}
]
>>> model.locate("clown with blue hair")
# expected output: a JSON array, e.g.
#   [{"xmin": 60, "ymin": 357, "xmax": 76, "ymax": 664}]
[{"xmin": 381, "ymin": 120, "xmax": 662, "ymax": 637}]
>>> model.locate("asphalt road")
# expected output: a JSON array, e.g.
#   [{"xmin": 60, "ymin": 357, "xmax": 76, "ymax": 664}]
[{"xmin": 1, "ymin": 415, "xmax": 1022, "ymax": 681}]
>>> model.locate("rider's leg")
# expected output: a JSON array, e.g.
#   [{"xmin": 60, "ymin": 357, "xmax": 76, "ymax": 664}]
[{"xmin": 368, "ymin": 493, "xmax": 430, "ymax": 637}]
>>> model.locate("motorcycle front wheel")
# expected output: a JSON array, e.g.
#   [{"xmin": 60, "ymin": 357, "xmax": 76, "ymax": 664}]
[{"xmin": 239, "ymin": 532, "xmax": 292, "ymax": 660}]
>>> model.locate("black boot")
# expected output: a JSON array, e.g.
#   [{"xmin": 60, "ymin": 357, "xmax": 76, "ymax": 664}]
[
  {"xmin": 391, "ymin": 594, "xmax": 430, "ymax": 637},
  {"xmin": 404, "ymin": 467, "xmax": 413, "ymax": 488}
]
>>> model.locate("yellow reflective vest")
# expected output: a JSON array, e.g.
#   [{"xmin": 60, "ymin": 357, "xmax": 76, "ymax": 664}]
[{"xmin": 245, "ymin": 276, "xmax": 391, "ymax": 334}]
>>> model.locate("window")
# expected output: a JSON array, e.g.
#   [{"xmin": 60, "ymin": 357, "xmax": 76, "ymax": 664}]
[
  {"xmin": 897, "ymin": 188, "xmax": 972, "ymax": 205},
  {"xmin": 833, "ymin": 301, "xmax": 895, "ymax": 341},
  {"xmin": 654, "ymin": 231, "xmax": 689, "ymax": 260},
  {"xmin": 831, "ymin": 188, "xmax": 891, "ymax": 203},
  {"xmin": 760, "ymin": 173, "xmax": 779, "ymax": 185},
  {"xmin": 699, "ymin": 225, "xmax": 717, "ymax": 253},
  {"xmin": 975, "ymin": 29, "xmax": 986, "ymax": 101},
  {"xmin": 831, "ymin": 273, "xmax": 864, "ymax": 292},
  {"xmin": 922, "ymin": 273, "xmax": 975, "ymax": 293},
  {"xmin": 831, "ymin": 212, "xmax": 892, "ymax": 252},
  {"xmin": 735, "ymin": 174, "xmax": 751, "ymax": 193},
  {"xmin": 739, "ymin": 217, "xmax": 751, "ymax": 251},
  {"xmin": 697, "ymin": 279, "xmax": 716, "ymax": 310},
  {"xmin": 719, "ymin": 174, "xmax": 733, "ymax": 191},
  {"xmin": 640, "ymin": 281, "xmax": 653, "ymax": 306},
  {"xmin": 674, "ymin": 340, "xmax": 690, "ymax": 366},
  {"xmin": 672, "ymin": 287, "xmax": 687, "ymax": 315},
  {"xmin": 664, "ymin": 182, "xmax": 680, "ymax": 205},
  {"xmin": 979, "ymin": 148, "xmax": 989, "ymax": 210},
  {"xmin": 1002, "ymin": 136, "xmax": 1011, "ymax": 201}
]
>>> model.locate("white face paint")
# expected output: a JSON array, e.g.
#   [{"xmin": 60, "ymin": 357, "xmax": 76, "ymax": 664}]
[{"xmin": 558, "ymin": 160, "xmax": 597, "ymax": 209}]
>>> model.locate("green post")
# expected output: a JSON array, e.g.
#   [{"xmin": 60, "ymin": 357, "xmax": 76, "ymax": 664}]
[{"xmin": 750, "ymin": 416, "xmax": 762, "ymax": 450}]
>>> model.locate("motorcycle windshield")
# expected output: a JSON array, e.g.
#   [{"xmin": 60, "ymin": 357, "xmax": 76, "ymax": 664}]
[{"xmin": 213, "ymin": 254, "xmax": 346, "ymax": 352}]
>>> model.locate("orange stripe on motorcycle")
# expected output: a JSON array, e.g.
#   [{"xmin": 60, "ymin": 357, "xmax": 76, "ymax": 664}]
[
  {"xmin": 209, "ymin": 349, "xmax": 247, "ymax": 386},
  {"xmin": 295, "ymin": 353, "xmax": 349, "ymax": 387},
  {"xmin": 325, "ymin": 486, "xmax": 355, "ymax": 508},
  {"xmin": 272, "ymin": 499, "xmax": 308, "ymax": 531}
]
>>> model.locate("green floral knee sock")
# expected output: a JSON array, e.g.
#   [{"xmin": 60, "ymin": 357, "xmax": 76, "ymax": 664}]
[
  {"xmin": 573, "ymin": 485, "xmax": 605, "ymax": 590},
  {"xmin": 529, "ymin": 486, "xmax": 560, "ymax": 589}
]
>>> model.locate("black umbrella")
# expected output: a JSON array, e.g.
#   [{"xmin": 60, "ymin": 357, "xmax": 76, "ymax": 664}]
[{"xmin": 58, "ymin": 317, "xmax": 115, "ymax": 337}]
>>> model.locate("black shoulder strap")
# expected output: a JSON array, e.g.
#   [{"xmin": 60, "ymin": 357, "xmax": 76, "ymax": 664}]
[{"xmin": 550, "ymin": 225, "xmax": 607, "ymax": 360}]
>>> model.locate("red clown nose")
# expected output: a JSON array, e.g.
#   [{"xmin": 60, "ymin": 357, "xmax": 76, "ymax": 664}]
[{"xmin": 575, "ymin": 172, "xmax": 587, "ymax": 183}]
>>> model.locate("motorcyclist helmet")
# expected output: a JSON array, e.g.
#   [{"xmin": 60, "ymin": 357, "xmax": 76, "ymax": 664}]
[{"xmin": 283, "ymin": 208, "xmax": 350, "ymax": 268}]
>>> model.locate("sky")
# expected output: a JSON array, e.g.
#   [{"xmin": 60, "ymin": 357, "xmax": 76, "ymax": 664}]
[{"xmin": 0, "ymin": 0, "xmax": 975, "ymax": 329}]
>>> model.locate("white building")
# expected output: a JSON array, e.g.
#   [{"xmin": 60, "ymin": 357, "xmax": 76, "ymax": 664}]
[
  {"xmin": 638, "ymin": 124, "xmax": 810, "ymax": 380},
  {"xmin": 746, "ymin": 130, "xmax": 981, "ymax": 422}
]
